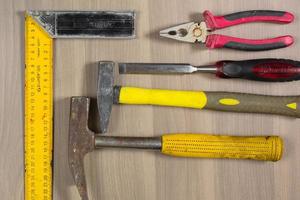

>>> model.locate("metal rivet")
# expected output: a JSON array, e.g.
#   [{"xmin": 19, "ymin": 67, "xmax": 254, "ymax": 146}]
[{"xmin": 193, "ymin": 28, "xmax": 202, "ymax": 37}]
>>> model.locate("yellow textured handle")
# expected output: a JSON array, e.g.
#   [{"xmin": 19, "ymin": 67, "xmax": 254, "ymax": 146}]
[{"xmin": 161, "ymin": 134, "xmax": 283, "ymax": 161}]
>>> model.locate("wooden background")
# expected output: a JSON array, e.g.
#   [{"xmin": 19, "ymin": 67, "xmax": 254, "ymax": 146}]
[{"xmin": 1, "ymin": 0, "xmax": 300, "ymax": 199}]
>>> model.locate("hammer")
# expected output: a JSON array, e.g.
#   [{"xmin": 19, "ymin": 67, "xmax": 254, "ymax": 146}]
[
  {"xmin": 98, "ymin": 61, "xmax": 300, "ymax": 131},
  {"xmin": 69, "ymin": 96, "xmax": 283, "ymax": 200}
]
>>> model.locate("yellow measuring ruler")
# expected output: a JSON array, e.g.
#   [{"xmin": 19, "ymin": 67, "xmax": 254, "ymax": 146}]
[
  {"xmin": 25, "ymin": 14, "xmax": 53, "ymax": 200},
  {"xmin": 24, "ymin": 10, "xmax": 135, "ymax": 200}
]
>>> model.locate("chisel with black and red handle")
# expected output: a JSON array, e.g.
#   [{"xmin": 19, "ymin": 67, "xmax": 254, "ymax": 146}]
[{"xmin": 119, "ymin": 59, "xmax": 300, "ymax": 82}]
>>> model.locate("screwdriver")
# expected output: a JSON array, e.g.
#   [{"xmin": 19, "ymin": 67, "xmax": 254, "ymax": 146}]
[{"xmin": 119, "ymin": 59, "xmax": 300, "ymax": 82}]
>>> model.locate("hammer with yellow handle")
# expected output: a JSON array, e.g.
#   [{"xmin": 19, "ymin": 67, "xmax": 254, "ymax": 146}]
[
  {"xmin": 70, "ymin": 97, "xmax": 283, "ymax": 200},
  {"xmin": 98, "ymin": 61, "xmax": 300, "ymax": 133}
]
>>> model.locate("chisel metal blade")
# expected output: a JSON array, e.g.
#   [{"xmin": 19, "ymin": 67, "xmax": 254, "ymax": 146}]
[
  {"xmin": 119, "ymin": 63, "xmax": 196, "ymax": 74},
  {"xmin": 118, "ymin": 63, "xmax": 216, "ymax": 74}
]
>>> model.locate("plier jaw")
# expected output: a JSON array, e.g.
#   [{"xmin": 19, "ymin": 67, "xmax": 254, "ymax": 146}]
[{"xmin": 159, "ymin": 21, "xmax": 208, "ymax": 43}]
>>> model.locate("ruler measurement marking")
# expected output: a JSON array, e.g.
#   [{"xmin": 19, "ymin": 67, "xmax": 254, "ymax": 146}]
[{"xmin": 25, "ymin": 16, "xmax": 53, "ymax": 200}]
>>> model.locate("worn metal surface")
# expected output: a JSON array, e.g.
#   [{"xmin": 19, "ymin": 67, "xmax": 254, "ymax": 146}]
[
  {"xmin": 95, "ymin": 136, "xmax": 161, "ymax": 149},
  {"xmin": 69, "ymin": 97, "xmax": 162, "ymax": 200},
  {"xmin": 159, "ymin": 21, "xmax": 208, "ymax": 43},
  {"xmin": 113, "ymin": 86, "xmax": 122, "ymax": 104},
  {"xmin": 28, "ymin": 10, "xmax": 136, "ymax": 38},
  {"xmin": 69, "ymin": 97, "xmax": 95, "ymax": 200},
  {"xmin": 97, "ymin": 61, "xmax": 115, "ymax": 134},
  {"xmin": 118, "ymin": 63, "xmax": 217, "ymax": 74}
]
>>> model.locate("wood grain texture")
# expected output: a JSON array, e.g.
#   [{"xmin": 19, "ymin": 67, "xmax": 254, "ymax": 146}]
[{"xmin": 0, "ymin": 0, "xmax": 300, "ymax": 199}]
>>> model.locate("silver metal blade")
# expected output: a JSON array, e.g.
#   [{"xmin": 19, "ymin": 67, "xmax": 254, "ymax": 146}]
[
  {"xmin": 119, "ymin": 63, "xmax": 217, "ymax": 74},
  {"xmin": 119, "ymin": 63, "xmax": 198, "ymax": 74},
  {"xmin": 159, "ymin": 21, "xmax": 208, "ymax": 43},
  {"xmin": 159, "ymin": 22, "xmax": 196, "ymax": 43}
]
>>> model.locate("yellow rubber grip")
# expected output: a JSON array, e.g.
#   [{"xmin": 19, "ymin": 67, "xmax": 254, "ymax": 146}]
[
  {"xmin": 161, "ymin": 134, "xmax": 283, "ymax": 161},
  {"xmin": 119, "ymin": 87, "xmax": 207, "ymax": 109}
]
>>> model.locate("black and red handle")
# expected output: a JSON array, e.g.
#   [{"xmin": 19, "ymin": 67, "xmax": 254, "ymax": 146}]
[
  {"xmin": 215, "ymin": 59, "xmax": 300, "ymax": 82},
  {"xmin": 205, "ymin": 34, "xmax": 293, "ymax": 51},
  {"xmin": 203, "ymin": 10, "xmax": 294, "ymax": 51},
  {"xmin": 204, "ymin": 10, "xmax": 294, "ymax": 30}
]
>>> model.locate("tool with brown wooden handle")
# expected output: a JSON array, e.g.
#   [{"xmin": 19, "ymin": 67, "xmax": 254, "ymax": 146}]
[{"xmin": 69, "ymin": 97, "xmax": 283, "ymax": 200}]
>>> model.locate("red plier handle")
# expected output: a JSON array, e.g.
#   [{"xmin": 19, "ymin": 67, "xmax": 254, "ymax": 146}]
[{"xmin": 204, "ymin": 10, "xmax": 294, "ymax": 51}]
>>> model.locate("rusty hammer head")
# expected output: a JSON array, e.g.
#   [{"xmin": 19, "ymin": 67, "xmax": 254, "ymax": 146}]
[
  {"xmin": 68, "ymin": 96, "xmax": 161, "ymax": 200},
  {"xmin": 69, "ymin": 61, "xmax": 116, "ymax": 200},
  {"xmin": 69, "ymin": 97, "xmax": 95, "ymax": 200}
]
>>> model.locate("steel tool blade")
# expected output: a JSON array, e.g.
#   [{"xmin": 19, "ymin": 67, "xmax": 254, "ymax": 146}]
[{"xmin": 118, "ymin": 63, "xmax": 216, "ymax": 74}]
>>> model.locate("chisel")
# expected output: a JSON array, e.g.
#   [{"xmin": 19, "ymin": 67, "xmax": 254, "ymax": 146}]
[{"xmin": 118, "ymin": 59, "xmax": 300, "ymax": 82}]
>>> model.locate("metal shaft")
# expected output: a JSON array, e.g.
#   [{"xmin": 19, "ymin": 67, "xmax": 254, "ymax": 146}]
[
  {"xmin": 194, "ymin": 65, "xmax": 217, "ymax": 73},
  {"xmin": 95, "ymin": 136, "xmax": 162, "ymax": 149}
]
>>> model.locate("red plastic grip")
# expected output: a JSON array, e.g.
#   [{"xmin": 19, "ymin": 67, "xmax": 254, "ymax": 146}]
[
  {"xmin": 204, "ymin": 10, "xmax": 294, "ymax": 30},
  {"xmin": 214, "ymin": 59, "xmax": 300, "ymax": 82},
  {"xmin": 206, "ymin": 34, "xmax": 293, "ymax": 51},
  {"xmin": 252, "ymin": 63, "xmax": 300, "ymax": 80}
]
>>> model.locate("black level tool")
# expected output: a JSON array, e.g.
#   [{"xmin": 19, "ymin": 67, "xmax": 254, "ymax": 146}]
[{"xmin": 119, "ymin": 59, "xmax": 300, "ymax": 82}]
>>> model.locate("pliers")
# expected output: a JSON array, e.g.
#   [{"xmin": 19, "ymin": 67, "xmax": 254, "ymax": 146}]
[{"xmin": 159, "ymin": 10, "xmax": 294, "ymax": 51}]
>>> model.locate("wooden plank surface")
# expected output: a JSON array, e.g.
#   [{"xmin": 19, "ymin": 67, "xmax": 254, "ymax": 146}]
[{"xmin": 0, "ymin": 0, "xmax": 300, "ymax": 199}]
